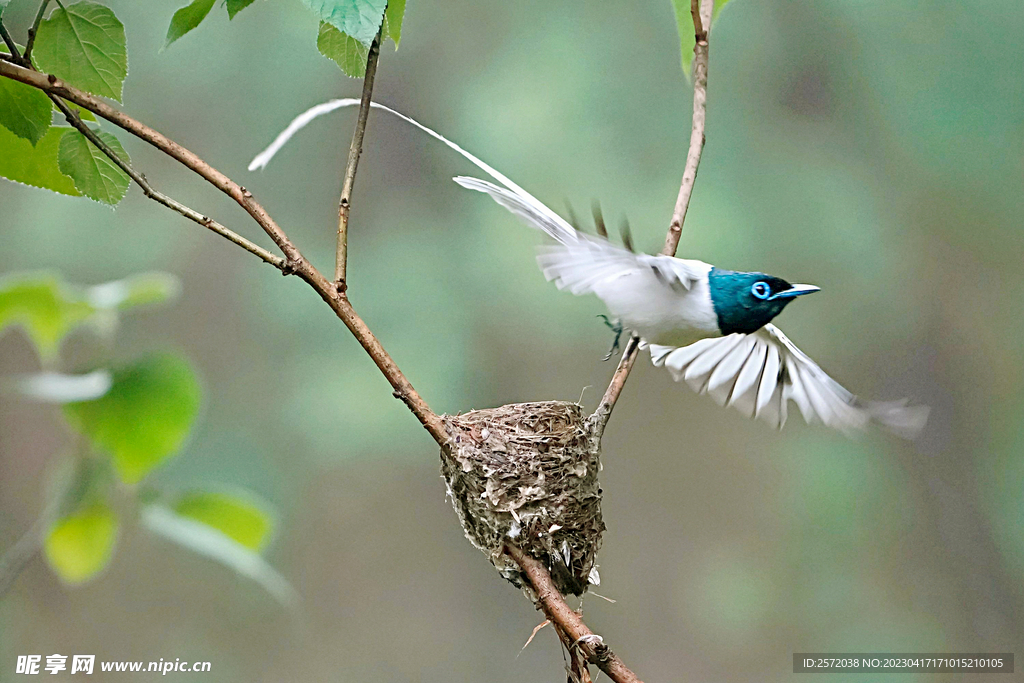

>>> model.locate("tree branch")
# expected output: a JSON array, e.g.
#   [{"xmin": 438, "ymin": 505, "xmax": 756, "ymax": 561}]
[
  {"xmin": 505, "ymin": 544, "xmax": 644, "ymax": 683},
  {"xmin": 591, "ymin": 0, "xmax": 714, "ymax": 440},
  {"xmin": 334, "ymin": 28, "xmax": 382, "ymax": 291},
  {"xmin": 0, "ymin": 57, "xmax": 450, "ymax": 448},
  {"xmin": 50, "ymin": 96, "xmax": 285, "ymax": 269},
  {"xmin": 23, "ymin": 0, "xmax": 51, "ymax": 63},
  {"xmin": 0, "ymin": 59, "xmax": 302, "ymax": 264},
  {"xmin": 0, "ymin": 20, "xmax": 19, "ymax": 58}
]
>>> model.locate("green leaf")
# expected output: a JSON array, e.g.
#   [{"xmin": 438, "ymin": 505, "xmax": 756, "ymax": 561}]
[
  {"xmin": 142, "ymin": 505, "xmax": 298, "ymax": 608},
  {"xmin": 0, "ymin": 274, "xmax": 94, "ymax": 360},
  {"xmin": 64, "ymin": 354, "xmax": 201, "ymax": 484},
  {"xmin": 165, "ymin": 0, "xmax": 216, "ymax": 47},
  {"xmin": 43, "ymin": 502, "xmax": 119, "ymax": 585},
  {"xmin": 383, "ymin": 0, "xmax": 405, "ymax": 46},
  {"xmin": 57, "ymin": 129, "xmax": 131, "ymax": 205},
  {"xmin": 317, "ymin": 22, "xmax": 368, "ymax": 77},
  {"xmin": 173, "ymin": 490, "xmax": 273, "ymax": 551},
  {"xmin": 0, "ymin": 124, "xmax": 80, "ymax": 196},
  {"xmin": 302, "ymin": 0, "xmax": 386, "ymax": 46},
  {"xmin": 672, "ymin": 0, "xmax": 730, "ymax": 74},
  {"xmin": 87, "ymin": 272, "xmax": 182, "ymax": 310},
  {"xmin": 226, "ymin": 0, "xmax": 258, "ymax": 19},
  {"xmin": 0, "ymin": 76, "xmax": 52, "ymax": 145},
  {"xmin": 33, "ymin": 1, "xmax": 127, "ymax": 102}
]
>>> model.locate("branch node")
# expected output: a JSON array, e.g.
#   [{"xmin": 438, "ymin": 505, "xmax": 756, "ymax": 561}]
[
  {"xmin": 47, "ymin": 72, "xmax": 55, "ymax": 84},
  {"xmin": 280, "ymin": 258, "xmax": 300, "ymax": 276}
]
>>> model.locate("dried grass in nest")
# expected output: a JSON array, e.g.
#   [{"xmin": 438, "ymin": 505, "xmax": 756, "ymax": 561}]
[{"xmin": 440, "ymin": 401, "xmax": 604, "ymax": 596}]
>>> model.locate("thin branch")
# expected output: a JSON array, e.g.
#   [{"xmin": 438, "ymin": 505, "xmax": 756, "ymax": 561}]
[
  {"xmin": 23, "ymin": 0, "xmax": 51, "ymax": 63},
  {"xmin": 591, "ymin": 0, "xmax": 714, "ymax": 440},
  {"xmin": 0, "ymin": 516, "xmax": 46, "ymax": 598},
  {"xmin": 505, "ymin": 544, "xmax": 644, "ymax": 683},
  {"xmin": 335, "ymin": 28, "xmax": 382, "ymax": 291},
  {"xmin": 50, "ymin": 95, "xmax": 285, "ymax": 269},
  {"xmin": 0, "ymin": 58, "xmax": 450, "ymax": 447},
  {"xmin": 0, "ymin": 20, "xmax": 19, "ymax": 59},
  {"xmin": 0, "ymin": 59, "xmax": 302, "ymax": 264}
]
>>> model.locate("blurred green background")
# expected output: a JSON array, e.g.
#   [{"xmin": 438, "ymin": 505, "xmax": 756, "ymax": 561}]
[{"xmin": 2, "ymin": 0, "xmax": 1023, "ymax": 680}]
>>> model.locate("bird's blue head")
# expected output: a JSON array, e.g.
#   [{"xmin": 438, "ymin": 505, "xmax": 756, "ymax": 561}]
[{"xmin": 707, "ymin": 268, "xmax": 820, "ymax": 335}]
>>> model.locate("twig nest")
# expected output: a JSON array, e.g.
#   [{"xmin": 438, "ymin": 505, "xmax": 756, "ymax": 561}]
[{"xmin": 440, "ymin": 401, "xmax": 604, "ymax": 596}]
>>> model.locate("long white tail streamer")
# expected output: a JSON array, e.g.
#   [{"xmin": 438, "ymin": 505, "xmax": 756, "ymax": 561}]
[{"xmin": 248, "ymin": 98, "xmax": 563, "ymax": 226}]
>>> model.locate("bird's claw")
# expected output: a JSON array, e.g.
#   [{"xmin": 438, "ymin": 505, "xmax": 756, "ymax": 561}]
[{"xmin": 598, "ymin": 315, "xmax": 623, "ymax": 361}]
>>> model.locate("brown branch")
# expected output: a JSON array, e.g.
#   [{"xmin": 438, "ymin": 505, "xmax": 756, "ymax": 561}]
[
  {"xmin": 0, "ymin": 58, "xmax": 449, "ymax": 448},
  {"xmin": 505, "ymin": 544, "xmax": 643, "ymax": 683},
  {"xmin": 335, "ymin": 28, "xmax": 382, "ymax": 291},
  {"xmin": 0, "ymin": 59, "xmax": 302, "ymax": 264},
  {"xmin": 591, "ymin": 0, "xmax": 713, "ymax": 440},
  {"xmin": 23, "ymin": 0, "xmax": 51, "ymax": 63},
  {"xmin": 50, "ymin": 96, "xmax": 285, "ymax": 269}
]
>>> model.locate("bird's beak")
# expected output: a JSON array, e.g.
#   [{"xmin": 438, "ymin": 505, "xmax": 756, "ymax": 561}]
[{"xmin": 770, "ymin": 284, "xmax": 821, "ymax": 300}]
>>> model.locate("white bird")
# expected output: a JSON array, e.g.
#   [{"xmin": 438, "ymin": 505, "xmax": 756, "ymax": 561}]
[{"xmin": 248, "ymin": 99, "xmax": 929, "ymax": 437}]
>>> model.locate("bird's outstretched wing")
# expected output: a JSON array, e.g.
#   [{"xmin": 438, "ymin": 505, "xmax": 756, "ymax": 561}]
[
  {"xmin": 455, "ymin": 176, "xmax": 703, "ymax": 293},
  {"xmin": 649, "ymin": 324, "xmax": 929, "ymax": 437}
]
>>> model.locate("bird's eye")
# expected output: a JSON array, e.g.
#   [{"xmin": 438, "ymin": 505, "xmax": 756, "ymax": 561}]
[{"xmin": 751, "ymin": 281, "xmax": 771, "ymax": 300}]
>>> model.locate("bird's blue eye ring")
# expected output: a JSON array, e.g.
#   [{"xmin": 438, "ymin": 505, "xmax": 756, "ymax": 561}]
[{"xmin": 751, "ymin": 281, "xmax": 771, "ymax": 300}]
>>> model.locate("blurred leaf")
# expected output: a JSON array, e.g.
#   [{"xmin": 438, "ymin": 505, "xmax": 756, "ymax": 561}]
[
  {"xmin": 64, "ymin": 354, "xmax": 202, "ymax": 484},
  {"xmin": 672, "ymin": 0, "xmax": 731, "ymax": 74},
  {"xmin": 0, "ymin": 274, "xmax": 93, "ymax": 360},
  {"xmin": 0, "ymin": 125, "xmax": 80, "ymax": 196},
  {"xmin": 0, "ymin": 76, "xmax": 52, "ymax": 145},
  {"xmin": 226, "ymin": 0, "xmax": 258, "ymax": 19},
  {"xmin": 317, "ymin": 22, "xmax": 368, "ymax": 77},
  {"xmin": 11, "ymin": 369, "xmax": 112, "ymax": 403},
  {"xmin": 43, "ymin": 502, "xmax": 119, "ymax": 585},
  {"xmin": 86, "ymin": 272, "xmax": 182, "ymax": 310},
  {"xmin": 57, "ymin": 129, "xmax": 131, "ymax": 205},
  {"xmin": 165, "ymin": 0, "xmax": 216, "ymax": 47},
  {"xmin": 383, "ymin": 0, "xmax": 405, "ymax": 46},
  {"xmin": 141, "ymin": 505, "xmax": 298, "ymax": 608},
  {"xmin": 33, "ymin": 1, "xmax": 127, "ymax": 102},
  {"xmin": 173, "ymin": 490, "xmax": 273, "ymax": 551},
  {"xmin": 302, "ymin": 0, "xmax": 386, "ymax": 46}
]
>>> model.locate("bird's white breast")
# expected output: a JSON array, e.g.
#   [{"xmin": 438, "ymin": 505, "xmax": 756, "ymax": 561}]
[{"xmin": 593, "ymin": 258, "xmax": 720, "ymax": 347}]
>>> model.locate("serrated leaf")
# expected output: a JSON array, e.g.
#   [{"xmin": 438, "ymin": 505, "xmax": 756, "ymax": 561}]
[
  {"xmin": 86, "ymin": 272, "xmax": 181, "ymax": 310},
  {"xmin": 141, "ymin": 505, "xmax": 298, "ymax": 607},
  {"xmin": 0, "ymin": 76, "xmax": 52, "ymax": 145},
  {"xmin": 0, "ymin": 274, "xmax": 94, "ymax": 360},
  {"xmin": 672, "ymin": 0, "xmax": 730, "ymax": 74},
  {"xmin": 33, "ymin": 1, "xmax": 127, "ymax": 102},
  {"xmin": 57, "ymin": 129, "xmax": 131, "ymax": 205},
  {"xmin": 226, "ymin": 0, "xmax": 258, "ymax": 19},
  {"xmin": 302, "ymin": 0, "xmax": 386, "ymax": 46},
  {"xmin": 317, "ymin": 22, "xmax": 368, "ymax": 77},
  {"xmin": 165, "ymin": 0, "xmax": 216, "ymax": 47},
  {"xmin": 383, "ymin": 0, "xmax": 405, "ymax": 46},
  {"xmin": 173, "ymin": 490, "xmax": 273, "ymax": 551},
  {"xmin": 64, "ymin": 354, "xmax": 201, "ymax": 484},
  {"xmin": 43, "ymin": 502, "xmax": 119, "ymax": 585},
  {"xmin": 0, "ymin": 125, "xmax": 80, "ymax": 196}
]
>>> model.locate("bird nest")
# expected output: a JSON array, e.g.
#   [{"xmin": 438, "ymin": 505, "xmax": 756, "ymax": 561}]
[{"xmin": 440, "ymin": 401, "xmax": 605, "ymax": 596}]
